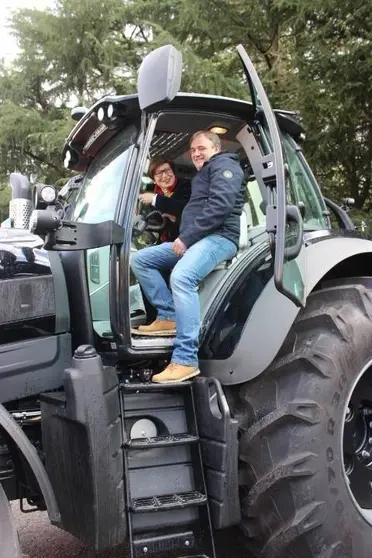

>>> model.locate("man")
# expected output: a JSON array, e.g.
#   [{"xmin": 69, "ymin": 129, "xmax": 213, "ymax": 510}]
[{"xmin": 131, "ymin": 130, "xmax": 244, "ymax": 383}]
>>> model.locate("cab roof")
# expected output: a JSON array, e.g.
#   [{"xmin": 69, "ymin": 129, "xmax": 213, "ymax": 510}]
[{"xmin": 63, "ymin": 92, "xmax": 304, "ymax": 173}]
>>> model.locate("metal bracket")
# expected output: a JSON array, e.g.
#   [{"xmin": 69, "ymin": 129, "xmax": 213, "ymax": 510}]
[{"xmin": 43, "ymin": 220, "xmax": 125, "ymax": 251}]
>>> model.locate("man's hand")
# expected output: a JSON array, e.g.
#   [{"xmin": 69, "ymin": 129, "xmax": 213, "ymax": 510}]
[
  {"xmin": 172, "ymin": 238, "xmax": 187, "ymax": 256},
  {"xmin": 139, "ymin": 192, "xmax": 155, "ymax": 205}
]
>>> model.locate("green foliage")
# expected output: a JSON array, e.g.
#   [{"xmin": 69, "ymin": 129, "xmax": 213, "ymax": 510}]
[
  {"xmin": 0, "ymin": 0, "xmax": 371, "ymax": 227},
  {"xmin": 291, "ymin": 1, "xmax": 372, "ymax": 209},
  {"xmin": 0, "ymin": 184, "xmax": 10, "ymax": 223}
]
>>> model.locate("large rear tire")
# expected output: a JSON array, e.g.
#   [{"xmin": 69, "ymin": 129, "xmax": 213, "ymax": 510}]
[
  {"xmin": 232, "ymin": 280, "xmax": 372, "ymax": 557},
  {"xmin": 0, "ymin": 484, "xmax": 21, "ymax": 558}
]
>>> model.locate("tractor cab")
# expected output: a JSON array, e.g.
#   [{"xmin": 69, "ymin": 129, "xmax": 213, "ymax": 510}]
[{"xmin": 49, "ymin": 45, "xmax": 329, "ymax": 369}]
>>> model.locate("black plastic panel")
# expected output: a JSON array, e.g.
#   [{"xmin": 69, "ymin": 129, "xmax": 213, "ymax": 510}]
[
  {"xmin": 0, "ymin": 276, "xmax": 55, "ymax": 326},
  {"xmin": 193, "ymin": 377, "xmax": 241, "ymax": 529},
  {"xmin": 59, "ymin": 250, "xmax": 94, "ymax": 350},
  {"xmin": 40, "ymin": 349, "xmax": 125, "ymax": 550},
  {"xmin": 47, "ymin": 251, "xmax": 70, "ymax": 334},
  {"xmin": 0, "ymin": 334, "xmax": 71, "ymax": 403}
]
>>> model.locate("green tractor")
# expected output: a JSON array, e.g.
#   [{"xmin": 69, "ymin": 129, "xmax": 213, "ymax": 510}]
[{"xmin": 1, "ymin": 44, "xmax": 372, "ymax": 558}]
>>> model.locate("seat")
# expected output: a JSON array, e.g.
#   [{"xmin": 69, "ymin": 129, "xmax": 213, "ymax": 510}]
[{"xmin": 213, "ymin": 208, "xmax": 251, "ymax": 270}]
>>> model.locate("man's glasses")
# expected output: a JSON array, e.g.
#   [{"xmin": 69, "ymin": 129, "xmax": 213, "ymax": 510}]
[{"xmin": 154, "ymin": 167, "xmax": 173, "ymax": 178}]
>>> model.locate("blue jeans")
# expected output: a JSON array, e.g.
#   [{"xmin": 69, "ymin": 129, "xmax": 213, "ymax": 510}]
[{"xmin": 130, "ymin": 234, "xmax": 237, "ymax": 365}]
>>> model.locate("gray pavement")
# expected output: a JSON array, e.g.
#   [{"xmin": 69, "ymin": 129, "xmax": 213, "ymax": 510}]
[{"xmin": 12, "ymin": 502, "xmax": 251, "ymax": 558}]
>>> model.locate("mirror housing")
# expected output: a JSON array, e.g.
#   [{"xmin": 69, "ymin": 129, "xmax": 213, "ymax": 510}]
[
  {"xmin": 341, "ymin": 197, "xmax": 355, "ymax": 212},
  {"xmin": 137, "ymin": 45, "xmax": 182, "ymax": 111}
]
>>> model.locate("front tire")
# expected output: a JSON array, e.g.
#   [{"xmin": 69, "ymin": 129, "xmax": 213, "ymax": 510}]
[
  {"xmin": 0, "ymin": 484, "xmax": 21, "ymax": 558},
  {"xmin": 234, "ymin": 281, "xmax": 372, "ymax": 558}
]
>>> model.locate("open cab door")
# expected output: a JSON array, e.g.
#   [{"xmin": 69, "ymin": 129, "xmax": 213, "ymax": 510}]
[
  {"xmin": 237, "ymin": 45, "xmax": 306, "ymax": 307},
  {"xmin": 110, "ymin": 44, "xmax": 183, "ymax": 353}
]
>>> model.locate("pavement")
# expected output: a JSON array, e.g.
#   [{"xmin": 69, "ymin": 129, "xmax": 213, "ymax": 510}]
[
  {"xmin": 12, "ymin": 503, "xmax": 251, "ymax": 558},
  {"xmin": 13, "ymin": 503, "xmax": 124, "ymax": 558}
]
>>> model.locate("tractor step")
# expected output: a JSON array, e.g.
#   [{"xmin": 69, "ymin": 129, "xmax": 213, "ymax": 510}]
[
  {"xmin": 121, "ymin": 380, "xmax": 193, "ymax": 392},
  {"xmin": 125, "ymin": 433, "xmax": 199, "ymax": 449},
  {"xmin": 120, "ymin": 378, "xmax": 215, "ymax": 558},
  {"xmin": 131, "ymin": 491, "xmax": 207, "ymax": 513}
]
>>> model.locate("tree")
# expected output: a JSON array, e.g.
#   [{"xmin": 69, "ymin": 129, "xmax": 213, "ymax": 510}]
[
  {"xmin": 0, "ymin": 0, "xmax": 371, "ymax": 232},
  {"xmin": 0, "ymin": 0, "xmax": 144, "ymax": 187},
  {"xmin": 289, "ymin": 0, "xmax": 372, "ymax": 210}
]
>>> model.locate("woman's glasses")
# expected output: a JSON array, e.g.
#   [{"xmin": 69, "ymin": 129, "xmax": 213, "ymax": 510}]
[{"xmin": 154, "ymin": 167, "xmax": 173, "ymax": 178}]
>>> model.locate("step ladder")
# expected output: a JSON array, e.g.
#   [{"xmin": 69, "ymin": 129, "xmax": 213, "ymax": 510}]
[{"xmin": 120, "ymin": 380, "xmax": 216, "ymax": 558}]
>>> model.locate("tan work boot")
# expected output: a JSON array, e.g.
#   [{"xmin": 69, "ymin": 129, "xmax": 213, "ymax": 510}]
[
  {"xmin": 132, "ymin": 319, "xmax": 176, "ymax": 336},
  {"xmin": 152, "ymin": 363, "xmax": 200, "ymax": 383}
]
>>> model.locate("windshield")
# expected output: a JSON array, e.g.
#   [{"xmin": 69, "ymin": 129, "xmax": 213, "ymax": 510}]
[{"xmin": 69, "ymin": 124, "xmax": 138, "ymax": 223}]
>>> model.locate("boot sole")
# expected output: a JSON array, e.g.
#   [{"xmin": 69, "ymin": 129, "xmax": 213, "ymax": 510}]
[
  {"xmin": 131, "ymin": 328, "xmax": 176, "ymax": 337},
  {"xmin": 152, "ymin": 369, "xmax": 200, "ymax": 384}
]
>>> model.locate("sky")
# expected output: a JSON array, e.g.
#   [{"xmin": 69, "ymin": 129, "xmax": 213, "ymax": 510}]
[{"xmin": 0, "ymin": 0, "xmax": 54, "ymax": 60}]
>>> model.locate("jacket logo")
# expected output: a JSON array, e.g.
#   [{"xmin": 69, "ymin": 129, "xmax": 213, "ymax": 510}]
[{"xmin": 223, "ymin": 170, "xmax": 233, "ymax": 179}]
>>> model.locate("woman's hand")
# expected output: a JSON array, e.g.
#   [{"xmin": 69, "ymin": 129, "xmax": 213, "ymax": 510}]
[
  {"xmin": 162, "ymin": 212, "xmax": 176, "ymax": 223},
  {"xmin": 139, "ymin": 192, "xmax": 155, "ymax": 205}
]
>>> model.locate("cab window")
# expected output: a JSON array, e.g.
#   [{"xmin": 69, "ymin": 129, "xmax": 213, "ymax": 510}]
[
  {"xmin": 283, "ymin": 134, "xmax": 329, "ymax": 230},
  {"xmin": 70, "ymin": 125, "xmax": 138, "ymax": 224}
]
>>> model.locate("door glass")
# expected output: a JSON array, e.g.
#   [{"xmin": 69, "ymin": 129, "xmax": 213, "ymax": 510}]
[
  {"xmin": 237, "ymin": 44, "xmax": 306, "ymax": 307},
  {"xmin": 261, "ymin": 123, "xmax": 306, "ymax": 307},
  {"xmin": 69, "ymin": 125, "xmax": 141, "ymax": 338},
  {"xmin": 283, "ymin": 134, "xmax": 328, "ymax": 230},
  {"xmin": 246, "ymin": 179, "xmax": 266, "ymax": 227}
]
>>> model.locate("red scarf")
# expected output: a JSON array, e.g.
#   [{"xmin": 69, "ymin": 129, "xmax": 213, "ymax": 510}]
[{"xmin": 154, "ymin": 178, "xmax": 177, "ymax": 197}]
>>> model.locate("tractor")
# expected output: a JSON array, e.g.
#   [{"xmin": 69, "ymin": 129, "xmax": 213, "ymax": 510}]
[{"xmin": 1, "ymin": 44, "xmax": 372, "ymax": 558}]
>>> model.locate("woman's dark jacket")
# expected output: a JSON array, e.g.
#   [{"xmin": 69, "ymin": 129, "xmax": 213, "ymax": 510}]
[{"xmin": 153, "ymin": 179, "xmax": 191, "ymax": 241}]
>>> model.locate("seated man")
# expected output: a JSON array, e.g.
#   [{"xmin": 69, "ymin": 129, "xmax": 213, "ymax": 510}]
[
  {"xmin": 131, "ymin": 130, "xmax": 244, "ymax": 383},
  {"xmin": 139, "ymin": 158, "xmax": 191, "ymax": 242}
]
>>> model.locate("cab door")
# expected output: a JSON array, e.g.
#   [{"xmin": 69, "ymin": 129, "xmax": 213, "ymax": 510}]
[{"xmin": 237, "ymin": 45, "xmax": 306, "ymax": 307}]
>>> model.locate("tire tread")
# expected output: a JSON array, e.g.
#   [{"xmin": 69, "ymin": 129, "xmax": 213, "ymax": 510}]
[{"xmin": 235, "ymin": 281, "xmax": 372, "ymax": 557}]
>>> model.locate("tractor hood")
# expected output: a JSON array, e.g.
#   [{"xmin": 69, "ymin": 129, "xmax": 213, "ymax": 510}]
[{"xmin": 0, "ymin": 229, "xmax": 50, "ymax": 280}]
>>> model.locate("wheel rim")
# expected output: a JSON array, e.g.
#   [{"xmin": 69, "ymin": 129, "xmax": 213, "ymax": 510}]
[{"xmin": 343, "ymin": 359, "xmax": 372, "ymax": 522}]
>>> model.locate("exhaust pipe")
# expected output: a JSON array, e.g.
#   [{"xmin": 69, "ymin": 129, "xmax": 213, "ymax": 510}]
[{"xmin": 9, "ymin": 173, "xmax": 33, "ymax": 229}]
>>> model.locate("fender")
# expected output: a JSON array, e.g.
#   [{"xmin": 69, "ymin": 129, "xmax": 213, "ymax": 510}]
[
  {"xmin": 0, "ymin": 404, "xmax": 61, "ymax": 525},
  {"xmin": 201, "ymin": 235, "xmax": 372, "ymax": 385}
]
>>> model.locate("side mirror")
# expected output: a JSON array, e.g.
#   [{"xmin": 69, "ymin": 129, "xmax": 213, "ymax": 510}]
[
  {"xmin": 137, "ymin": 45, "xmax": 182, "ymax": 111},
  {"xmin": 341, "ymin": 197, "xmax": 355, "ymax": 212}
]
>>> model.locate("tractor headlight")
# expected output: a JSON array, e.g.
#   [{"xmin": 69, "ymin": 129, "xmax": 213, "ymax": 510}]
[
  {"xmin": 34, "ymin": 183, "xmax": 57, "ymax": 209},
  {"xmin": 40, "ymin": 186, "xmax": 56, "ymax": 204},
  {"xmin": 64, "ymin": 149, "xmax": 72, "ymax": 169},
  {"xmin": 97, "ymin": 106, "xmax": 105, "ymax": 121},
  {"xmin": 107, "ymin": 104, "xmax": 114, "ymax": 118}
]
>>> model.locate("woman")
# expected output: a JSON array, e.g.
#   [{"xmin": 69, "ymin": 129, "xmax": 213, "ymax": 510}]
[{"xmin": 139, "ymin": 158, "xmax": 191, "ymax": 242}]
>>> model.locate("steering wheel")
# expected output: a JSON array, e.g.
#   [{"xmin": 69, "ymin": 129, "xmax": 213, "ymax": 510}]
[
  {"xmin": 145, "ymin": 210, "xmax": 167, "ymax": 232},
  {"xmin": 132, "ymin": 205, "xmax": 167, "ymax": 239}
]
